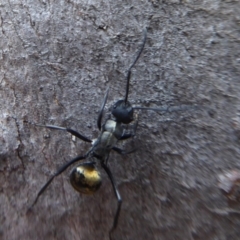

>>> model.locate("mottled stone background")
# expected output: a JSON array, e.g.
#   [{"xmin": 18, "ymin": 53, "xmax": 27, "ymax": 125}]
[{"xmin": 0, "ymin": 0, "xmax": 240, "ymax": 239}]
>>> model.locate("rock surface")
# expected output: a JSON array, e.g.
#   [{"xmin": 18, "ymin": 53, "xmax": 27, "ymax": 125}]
[{"xmin": 0, "ymin": 0, "xmax": 240, "ymax": 239}]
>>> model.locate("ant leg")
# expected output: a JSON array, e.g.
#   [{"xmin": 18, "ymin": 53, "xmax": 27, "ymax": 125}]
[
  {"xmin": 119, "ymin": 133, "xmax": 134, "ymax": 140},
  {"xmin": 29, "ymin": 154, "xmax": 87, "ymax": 209},
  {"xmin": 112, "ymin": 146, "xmax": 137, "ymax": 155},
  {"xmin": 119, "ymin": 112, "xmax": 139, "ymax": 140},
  {"xmin": 35, "ymin": 124, "xmax": 92, "ymax": 143},
  {"xmin": 101, "ymin": 162, "xmax": 122, "ymax": 240},
  {"xmin": 97, "ymin": 87, "xmax": 109, "ymax": 130}
]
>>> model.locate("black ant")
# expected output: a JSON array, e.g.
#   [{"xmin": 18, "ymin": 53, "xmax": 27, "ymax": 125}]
[{"xmin": 30, "ymin": 28, "xmax": 193, "ymax": 239}]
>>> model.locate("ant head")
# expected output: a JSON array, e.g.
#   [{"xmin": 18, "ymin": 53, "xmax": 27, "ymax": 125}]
[{"xmin": 111, "ymin": 100, "xmax": 134, "ymax": 124}]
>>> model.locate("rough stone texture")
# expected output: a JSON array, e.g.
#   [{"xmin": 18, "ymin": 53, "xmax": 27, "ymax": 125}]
[{"xmin": 1, "ymin": 0, "xmax": 240, "ymax": 240}]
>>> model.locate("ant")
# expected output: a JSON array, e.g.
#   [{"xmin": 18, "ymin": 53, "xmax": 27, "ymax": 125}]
[{"xmin": 30, "ymin": 28, "xmax": 193, "ymax": 239}]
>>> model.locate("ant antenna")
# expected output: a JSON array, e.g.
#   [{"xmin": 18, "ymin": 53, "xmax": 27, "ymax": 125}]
[{"xmin": 124, "ymin": 28, "xmax": 147, "ymax": 104}]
